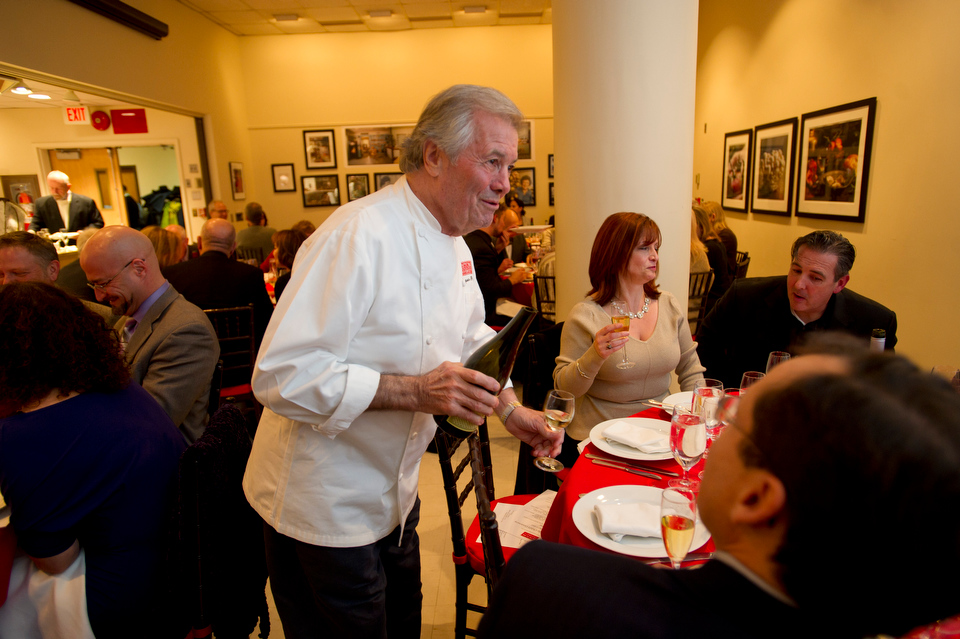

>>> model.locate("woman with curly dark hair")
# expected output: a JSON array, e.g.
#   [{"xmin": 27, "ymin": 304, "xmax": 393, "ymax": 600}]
[
  {"xmin": 272, "ymin": 228, "xmax": 307, "ymax": 301},
  {"xmin": 0, "ymin": 282, "xmax": 185, "ymax": 638}
]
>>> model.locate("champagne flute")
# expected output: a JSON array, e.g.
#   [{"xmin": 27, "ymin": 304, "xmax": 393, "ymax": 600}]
[
  {"xmin": 740, "ymin": 371, "xmax": 765, "ymax": 392},
  {"xmin": 611, "ymin": 315, "xmax": 635, "ymax": 370},
  {"xmin": 533, "ymin": 389, "xmax": 575, "ymax": 473},
  {"xmin": 670, "ymin": 405, "xmax": 706, "ymax": 488},
  {"xmin": 766, "ymin": 351, "xmax": 791, "ymax": 373},
  {"xmin": 660, "ymin": 487, "xmax": 697, "ymax": 569}
]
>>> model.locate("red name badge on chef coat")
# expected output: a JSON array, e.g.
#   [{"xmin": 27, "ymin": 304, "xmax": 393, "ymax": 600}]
[{"xmin": 461, "ymin": 261, "xmax": 473, "ymax": 276}]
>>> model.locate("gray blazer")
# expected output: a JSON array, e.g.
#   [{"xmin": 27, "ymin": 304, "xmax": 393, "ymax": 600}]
[{"xmin": 118, "ymin": 285, "xmax": 220, "ymax": 443}]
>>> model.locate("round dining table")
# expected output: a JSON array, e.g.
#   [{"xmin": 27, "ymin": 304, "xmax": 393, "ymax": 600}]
[{"xmin": 539, "ymin": 406, "xmax": 715, "ymax": 560}]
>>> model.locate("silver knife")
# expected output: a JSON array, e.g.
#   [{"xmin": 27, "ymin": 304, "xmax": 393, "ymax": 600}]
[
  {"xmin": 642, "ymin": 552, "xmax": 714, "ymax": 565},
  {"xmin": 585, "ymin": 453, "xmax": 680, "ymax": 478},
  {"xmin": 590, "ymin": 458, "xmax": 662, "ymax": 480}
]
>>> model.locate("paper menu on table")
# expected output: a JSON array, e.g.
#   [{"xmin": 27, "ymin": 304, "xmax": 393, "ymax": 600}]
[{"xmin": 477, "ymin": 490, "xmax": 556, "ymax": 549}]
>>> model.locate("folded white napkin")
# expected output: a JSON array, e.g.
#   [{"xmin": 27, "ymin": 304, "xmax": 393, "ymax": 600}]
[
  {"xmin": 603, "ymin": 421, "xmax": 670, "ymax": 453},
  {"xmin": 594, "ymin": 502, "xmax": 661, "ymax": 542}
]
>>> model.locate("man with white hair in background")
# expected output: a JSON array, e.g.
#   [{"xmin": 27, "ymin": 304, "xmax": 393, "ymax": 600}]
[{"xmin": 32, "ymin": 170, "xmax": 104, "ymax": 233}]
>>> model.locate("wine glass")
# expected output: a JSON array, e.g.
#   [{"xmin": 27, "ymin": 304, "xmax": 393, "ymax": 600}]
[
  {"xmin": 660, "ymin": 487, "xmax": 697, "ymax": 569},
  {"xmin": 610, "ymin": 315, "xmax": 635, "ymax": 370},
  {"xmin": 533, "ymin": 389, "xmax": 575, "ymax": 473},
  {"xmin": 693, "ymin": 379, "xmax": 723, "ymax": 431},
  {"xmin": 670, "ymin": 405, "xmax": 706, "ymax": 488},
  {"xmin": 740, "ymin": 371, "xmax": 764, "ymax": 392},
  {"xmin": 766, "ymin": 351, "xmax": 791, "ymax": 373}
]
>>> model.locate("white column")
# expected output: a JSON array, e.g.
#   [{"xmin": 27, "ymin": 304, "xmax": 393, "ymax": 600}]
[{"xmin": 552, "ymin": 0, "xmax": 699, "ymax": 317}]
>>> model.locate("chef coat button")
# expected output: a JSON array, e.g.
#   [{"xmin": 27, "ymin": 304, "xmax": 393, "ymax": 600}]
[
  {"xmin": 426, "ymin": 336, "xmax": 434, "ymax": 345},
  {"xmin": 417, "ymin": 228, "xmax": 426, "ymax": 237},
  {"xmin": 424, "ymin": 280, "xmax": 432, "ymax": 290}
]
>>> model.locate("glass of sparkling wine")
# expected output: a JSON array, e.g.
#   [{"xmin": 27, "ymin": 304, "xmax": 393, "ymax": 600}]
[
  {"xmin": 670, "ymin": 405, "xmax": 706, "ymax": 488},
  {"xmin": 611, "ymin": 315, "xmax": 635, "ymax": 370},
  {"xmin": 660, "ymin": 487, "xmax": 697, "ymax": 569},
  {"xmin": 534, "ymin": 389, "xmax": 575, "ymax": 473}
]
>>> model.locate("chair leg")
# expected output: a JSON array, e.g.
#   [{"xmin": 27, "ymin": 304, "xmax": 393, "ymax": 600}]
[{"xmin": 454, "ymin": 562, "xmax": 473, "ymax": 639}]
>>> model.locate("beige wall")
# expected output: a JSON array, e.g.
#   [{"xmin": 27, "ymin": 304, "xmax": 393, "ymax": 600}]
[
  {"xmin": 239, "ymin": 26, "xmax": 556, "ymax": 230},
  {"xmin": 693, "ymin": 0, "xmax": 960, "ymax": 369}
]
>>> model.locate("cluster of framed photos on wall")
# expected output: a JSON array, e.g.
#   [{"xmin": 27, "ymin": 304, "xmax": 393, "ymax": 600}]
[
  {"xmin": 721, "ymin": 97, "xmax": 877, "ymax": 223},
  {"xmin": 263, "ymin": 121, "xmax": 548, "ymax": 211}
]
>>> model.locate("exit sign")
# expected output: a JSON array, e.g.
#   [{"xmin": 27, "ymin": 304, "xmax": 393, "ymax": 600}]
[{"xmin": 63, "ymin": 106, "xmax": 89, "ymax": 126}]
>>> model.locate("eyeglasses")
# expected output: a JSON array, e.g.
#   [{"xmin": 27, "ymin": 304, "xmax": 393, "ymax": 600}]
[
  {"xmin": 87, "ymin": 258, "xmax": 138, "ymax": 291},
  {"xmin": 718, "ymin": 394, "xmax": 764, "ymax": 460}
]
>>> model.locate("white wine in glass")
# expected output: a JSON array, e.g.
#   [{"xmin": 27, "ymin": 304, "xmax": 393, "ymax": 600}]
[
  {"xmin": 534, "ymin": 390, "xmax": 575, "ymax": 473},
  {"xmin": 611, "ymin": 315, "xmax": 635, "ymax": 370},
  {"xmin": 670, "ymin": 406, "xmax": 706, "ymax": 488},
  {"xmin": 660, "ymin": 487, "xmax": 697, "ymax": 569}
]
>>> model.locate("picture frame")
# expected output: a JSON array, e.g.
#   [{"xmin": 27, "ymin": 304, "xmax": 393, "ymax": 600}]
[
  {"xmin": 549, "ymin": 182, "xmax": 554, "ymax": 206},
  {"xmin": 271, "ymin": 163, "xmax": 296, "ymax": 193},
  {"xmin": 345, "ymin": 125, "xmax": 413, "ymax": 166},
  {"xmin": 517, "ymin": 121, "xmax": 533, "ymax": 160},
  {"xmin": 374, "ymin": 172, "xmax": 402, "ymax": 191},
  {"xmin": 751, "ymin": 118, "xmax": 798, "ymax": 216},
  {"xmin": 346, "ymin": 174, "xmax": 370, "ymax": 202},
  {"xmin": 721, "ymin": 130, "xmax": 752, "ymax": 211},
  {"xmin": 303, "ymin": 129, "xmax": 337, "ymax": 170},
  {"xmin": 1, "ymin": 174, "xmax": 42, "ymax": 215},
  {"xmin": 301, "ymin": 175, "xmax": 340, "ymax": 207},
  {"xmin": 510, "ymin": 167, "xmax": 536, "ymax": 207},
  {"xmin": 229, "ymin": 161, "xmax": 246, "ymax": 200},
  {"xmin": 796, "ymin": 97, "xmax": 877, "ymax": 222},
  {"xmin": 548, "ymin": 154, "xmax": 554, "ymax": 178}
]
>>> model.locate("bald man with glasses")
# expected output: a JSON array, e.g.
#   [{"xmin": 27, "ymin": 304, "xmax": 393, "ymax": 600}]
[{"xmin": 81, "ymin": 225, "xmax": 219, "ymax": 443}]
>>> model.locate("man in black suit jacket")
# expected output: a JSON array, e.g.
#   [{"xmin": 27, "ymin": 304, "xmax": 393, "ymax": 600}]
[
  {"xmin": 696, "ymin": 230, "xmax": 896, "ymax": 388},
  {"xmin": 463, "ymin": 204, "xmax": 526, "ymax": 325},
  {"xmin": 32, "ymin": 170, "xmax": 104, "ymax": 233},
  {"xmin": 163, "ymin": 218, "xmax": 273, "ymax": 348},
  {"xmin": 479, "ymin": 348, "xmax": 960, "ymax": 638}
]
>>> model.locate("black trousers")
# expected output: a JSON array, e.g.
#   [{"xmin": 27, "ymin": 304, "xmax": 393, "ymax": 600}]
[{"xmin": 263, "ymin": 498, "xmax": 423, "ymax": 639}]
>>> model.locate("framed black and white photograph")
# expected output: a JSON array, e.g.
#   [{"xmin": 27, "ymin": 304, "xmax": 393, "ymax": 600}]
[
  {"xmin": 347, "ymin": 174, "xmax": 370, "ymax": 202},
  {"xmin": 271, "ymin": 163, "xmax": 296, "ymax": 193},
  {"xmin": 303, "ymin": 130, "xmax": 337, "ymax": 170},
  {"xmin": 721, "ymin": 130, "xmax": 752, "ymax": 212},
  {"xmin": 229, "ymin": 161, "xmax": 246, "ymax": 200},
  {"xmin": 301, "ymin": 175, "xmax": 340, "ymax": 207},
  {"xmin": 796, "ymin": 97, "xmax": 876, "ymax": 222},
  {"xmin": 751, "ymin": 118, "xmax": 797, "ymax": 216},
  {"xmin": 517, "ymin": 121, "xmax": 533, "ymax": 160},
  {"xmin": 548, "ymin": 153, "xmax": 554, "ymax": 178},
  {"xmin": 549, "ymin": 182, "xmax": 554, "ymax": 206},
  {"xmin": 509, "ymin": 168, "xmax": 536, "ymax": 207},
  {"xmin": 345, "ymin": 125, "xmax": 413, "ymax": 166},
  {"xmin": 374, "ymin": 172, "xmax": 402, "ymax": 191}
]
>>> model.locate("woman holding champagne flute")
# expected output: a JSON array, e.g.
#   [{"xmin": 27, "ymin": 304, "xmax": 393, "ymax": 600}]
[{"xmin": 553, "ymin": 212, "xmax": 705, "ymax": 465}]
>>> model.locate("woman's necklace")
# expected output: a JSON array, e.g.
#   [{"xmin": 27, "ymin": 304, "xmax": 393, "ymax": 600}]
[{"xmin": 611, "ymin": 295, "xmax": 650, "ymax": 319}]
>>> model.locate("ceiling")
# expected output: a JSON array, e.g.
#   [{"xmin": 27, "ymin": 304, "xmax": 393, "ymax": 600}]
[
  {"xmin": 176, "ymin": 0, "xmax": 552, "ymax": 35},
  {"xmin": 0, "ymin": 76, "xmax": 135, "ymax": 111}
]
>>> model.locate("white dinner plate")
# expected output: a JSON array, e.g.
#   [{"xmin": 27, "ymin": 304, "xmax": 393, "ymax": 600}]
[
  {"xmin": 513, "ymin": 225, "xmax": 552, "ymax": 234},
  {"xmin": 589, "ymin": 417, "xmax": 673, "ymax": 461},
  {"xmin": 572, "ymin": 485, "xmax": 711, "ymax": 558},
  {"xmin": 663, "ymin": 391, "xmax": 694, "ymax": 410}
]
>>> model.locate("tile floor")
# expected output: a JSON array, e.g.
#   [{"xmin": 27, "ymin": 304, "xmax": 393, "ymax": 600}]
[{"xmin": 251, "ymin": 414, "xmax": 522, "ymax": 639}]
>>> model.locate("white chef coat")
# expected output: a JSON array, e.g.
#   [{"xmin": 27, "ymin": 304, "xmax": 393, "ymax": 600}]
[{"xmin": 243, "ymin": 177, "xmax": 495, "ymax": 547}]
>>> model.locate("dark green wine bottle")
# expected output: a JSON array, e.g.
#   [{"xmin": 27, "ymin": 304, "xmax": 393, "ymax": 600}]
[{"xmin": 439, "ymin": 307, "xmax": 539, "ymax": 437}]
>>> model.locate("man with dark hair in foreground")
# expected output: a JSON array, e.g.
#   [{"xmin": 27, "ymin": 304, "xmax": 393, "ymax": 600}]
[{"xmin": 479, "ymin": 348, "xmax": 960, "ymax": 639}]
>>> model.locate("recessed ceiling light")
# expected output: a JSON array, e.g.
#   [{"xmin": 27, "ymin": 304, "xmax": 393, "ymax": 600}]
[
  {"xmin": 11, "ymin": 81, "xmax": 32, "ymax": 95},
  {"xmin": 273, "ymin": 13, "xmax": 298, "ymax": 21},
  {"xmin": 369, "ymin": 9, "xmax": 392, "ymax": 18},
  {"xmin": 28, "ymin": 93, "xmax": 51, "ymax": 100},
  {"xmin": 464, "ymin": 5, "xmax": 487, "ymax": 13}
]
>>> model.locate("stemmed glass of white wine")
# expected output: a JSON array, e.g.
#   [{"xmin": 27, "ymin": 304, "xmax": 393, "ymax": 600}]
[
  {"xmin": 660, "ymin": 487, "xmax": 697, "ymax": 569},
  {"xmin": 611, "ymin": 315, "xmax": 635, "ymax": 370},
  {"xmin": 533, "ymin": 389, "xmax": 575, "ymax": 473}
]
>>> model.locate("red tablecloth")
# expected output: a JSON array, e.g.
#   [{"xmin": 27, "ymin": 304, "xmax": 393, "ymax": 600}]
[
  {"xmin": 511, "ymin": 280, "xmax": 534, "ymax": 307},
  {"xmin": 540, "ymin": 407, "xmax": 715, "ymax": 559}
]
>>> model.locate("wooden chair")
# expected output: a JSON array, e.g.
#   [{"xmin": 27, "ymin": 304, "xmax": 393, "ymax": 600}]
[
  {"xmin": 434, "ymin": 422, "xmax": 534, "ymax": 639},
  {"xmin": 735, "ymin": 251, "xmax": 750, "ymax": 279},
  {"xmin": 208, "ymin": 360, "xmax": 223, "ymax": 417},
  {"xmin": 235, "ymin": 246, "xmax": 264, "ymax": 265},
  {"xmin": 532, "ymin": 274, "xmax": 556, "ymax": 324},
  {"xmin": 203, "ymin": 305, "xmax": 261, "ymax": 422},
  {"xmin": 688, "ymin": 269, "xmax": 715, "ymax": 337}
]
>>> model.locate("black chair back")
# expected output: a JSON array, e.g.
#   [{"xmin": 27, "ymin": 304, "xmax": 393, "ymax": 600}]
[
  {"xmin": 204, "ymin": 305, "xmax": 255, "ymax": 390},
  {"xmin": 688, "ymin": 270, "xmax": 715, "ymax": 337},
  {"xmin": 532, "ymin": 274, "xmax": 556, "ymax": 324}
]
